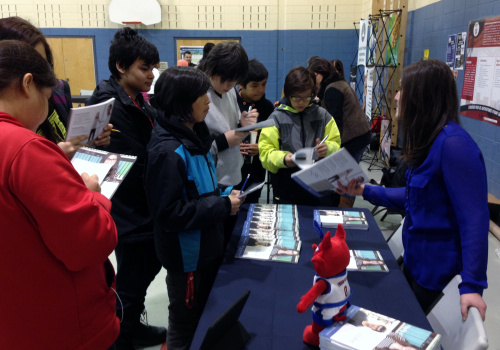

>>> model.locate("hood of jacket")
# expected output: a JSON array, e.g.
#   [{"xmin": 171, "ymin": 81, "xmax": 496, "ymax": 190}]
[{"xmin": 154, "ymin": 111, "xmax": 212, "ymax": 155}]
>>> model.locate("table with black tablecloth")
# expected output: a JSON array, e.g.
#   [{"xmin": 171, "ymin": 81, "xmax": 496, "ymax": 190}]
[{"xmin": 190, "ymin": 205, "xmax": 431, "ymax": 350}]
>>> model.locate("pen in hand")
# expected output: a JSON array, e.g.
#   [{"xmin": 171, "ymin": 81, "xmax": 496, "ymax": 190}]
[
  {"xmin": 240, "ymin": 174, "xmax": 250, "ymax": 194},
  {"xmin": 318, "ymin": 135, "xmax": 328, "ymax": 145}
]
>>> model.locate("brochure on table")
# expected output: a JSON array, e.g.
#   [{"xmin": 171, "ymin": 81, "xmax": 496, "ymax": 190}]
[
  {"xmin": 235, "ymin": 204, "xmax": 301, "ymax": 263},
  {"xmin": 314, "ymin": 209, "xmax": 369, "ymax": 230},
  {"xmin": 319, "ymin": 305, "xmax": 441, "ymax": 350}
]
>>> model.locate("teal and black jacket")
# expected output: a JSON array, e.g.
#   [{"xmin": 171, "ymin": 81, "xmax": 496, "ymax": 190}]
[{"xmin": 145, "ymin": 112, "xmax": 232, "ymax": 273}]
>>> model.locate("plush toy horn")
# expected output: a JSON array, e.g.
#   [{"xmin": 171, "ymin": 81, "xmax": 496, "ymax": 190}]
[
  {"xmin": 321, "ymin": 231, "xmax": 332, "ymax": 249},
  {"xmin": 335, "ymin": 224, "xmax": 346, "ymax": 241}
]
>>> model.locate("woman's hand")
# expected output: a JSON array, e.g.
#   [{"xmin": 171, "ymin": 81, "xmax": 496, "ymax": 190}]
[
  {"xmin": 240, "ymin": 143, "xmax": 259, "ymax": 156},
  {"xmin": 228, "ymin": 190, "xmax": 245, "ymax": 215},
  {"xmin": 336, "ymin": 179, "xmax": 365, "ymax": 196},
  {"xmin": 93, "ymin": 123, "xmax": 113, "ymax": 147},
  {"xmin": 460, "ymin": 293, "xmax": 487, "ymax": 321},
  {"xmin": 58, "ymin": 135, "xmax": 88, "ymax": 159}
]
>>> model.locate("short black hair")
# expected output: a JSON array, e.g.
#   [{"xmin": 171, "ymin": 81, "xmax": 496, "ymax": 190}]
[
  {"xmin": 152, "ymin": 66, "xmax": 210, "ymax": 123},
  {"xmin": 183, "ymin": 51, "xmax": 192, "ymax": 56},
  {"xmin": 108, "ymin": 27, "xmax": 159, "ymax": 80},
  {"xmin": 283, "ymin": 66, "xmax": 317, "ymax": 103},
  {"xmin": 201, "ymin": 41, "xmax": 248, "ymax": 83},
  {"xmin": 202, "ymin": 42, "xmax": 215, "ymax": 59},
  {"xmin": 240, "ymin": 59, "xmax": 269, "ymax": 86}
]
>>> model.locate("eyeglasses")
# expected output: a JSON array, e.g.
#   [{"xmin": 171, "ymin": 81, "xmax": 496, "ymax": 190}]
[{"xmin": 290, "ymin": 96, "xmax": 312, "ymax": 103}]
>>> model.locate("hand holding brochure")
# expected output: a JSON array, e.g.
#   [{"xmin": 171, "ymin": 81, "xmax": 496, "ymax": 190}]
[
  {"xmin": 291, "ymin": 148, "xmax": 368, "ymax": 197},
  {"xmin": 291, "ymin": 147, "xmax": 319, "ymax": 170},
  {"xmin": 66, "ymin": 98, "xmax": 115, "ymax": 146},
  {"xmin": 71, "ymin": 147, "xmax": 136, "ymax": 199}
]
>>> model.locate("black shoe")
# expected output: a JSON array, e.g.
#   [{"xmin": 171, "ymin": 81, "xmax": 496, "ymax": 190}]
[{"xmin": 131, "ymin": 322, "xmax": 167, "ymax": 347}]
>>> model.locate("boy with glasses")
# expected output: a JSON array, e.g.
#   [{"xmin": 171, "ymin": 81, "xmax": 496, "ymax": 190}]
[{"xmin": 259, "ymin": 66, "xmax": 341, "ymax": 205}]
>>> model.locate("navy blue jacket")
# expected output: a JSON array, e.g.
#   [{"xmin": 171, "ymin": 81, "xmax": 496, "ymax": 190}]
[
  {"xmin": 145, "ymin": 113, "xmax": 231, "ymax": 272},
  {"xmin": 87, "ymin": 77, "xmax": 156, "ymax": 242}
]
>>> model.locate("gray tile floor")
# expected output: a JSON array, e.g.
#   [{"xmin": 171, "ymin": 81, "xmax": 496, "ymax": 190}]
[{"xmin": 109, "ymin": 149, "xmax": 500, "ymax": 349}]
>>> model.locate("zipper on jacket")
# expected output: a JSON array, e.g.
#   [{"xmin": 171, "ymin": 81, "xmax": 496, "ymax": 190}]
[
  {"xmin": 299, "ymin": 112, "xmax": 306, "ymax": 148},
  {"xmin": 203, "ymin": 154, "xmax": 218, "ymax": 193}
]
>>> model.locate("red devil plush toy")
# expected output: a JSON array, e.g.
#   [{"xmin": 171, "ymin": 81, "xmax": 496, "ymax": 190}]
[{"xmin": 297, "ymin": 224, "xmax": 352, "ymax": 347}]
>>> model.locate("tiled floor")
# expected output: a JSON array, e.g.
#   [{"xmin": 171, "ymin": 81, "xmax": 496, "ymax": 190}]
[{"xmin": 109, "ymin": 149, "xmax": 500, "ymax": 349}]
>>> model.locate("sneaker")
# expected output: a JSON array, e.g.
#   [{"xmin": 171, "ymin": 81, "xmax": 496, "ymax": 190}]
[{"xmin": 131, "ymin": 322, "xmax": 167, "ymax": 347}]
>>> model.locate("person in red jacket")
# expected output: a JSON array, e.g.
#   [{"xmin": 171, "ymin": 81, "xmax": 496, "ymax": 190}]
[{"xmin": 0, "ymin": 40, "xmax": 119, "ymax": 349}]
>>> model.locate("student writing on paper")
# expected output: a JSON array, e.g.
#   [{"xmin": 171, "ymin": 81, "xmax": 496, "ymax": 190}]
[
  {"xmin": 201, "ymin": 41, "xmax": 257, "ymax": 245},
  {"xmin": 145, "ymin": 67, "xmax": 244, "ymax": 350},
  {"xmin": 0, "ymin": 16, "xmax": 112, "ymax": 159},
  {"xmin": 86, "ymin": 28, "xmax": 166, "ymax": 348},
  {"xmin": 0, "ymin": 40, "xmax": 119, "ymax": 350},
  {"xmin": 259, "ymin": 66, "xmax": 341, "ymax": 205},
  {"xmin": 235, "ymin": 59, "xmax": 276, "ymax": 203},
  {"xmin": 337, "ymin": 59, "xmax": 488, "ymax": 321}
]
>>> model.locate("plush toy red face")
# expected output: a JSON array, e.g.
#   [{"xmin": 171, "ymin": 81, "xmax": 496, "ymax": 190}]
[{"xmin": 311, "ymin": 225, "xmax": 350, "ymax": 277}]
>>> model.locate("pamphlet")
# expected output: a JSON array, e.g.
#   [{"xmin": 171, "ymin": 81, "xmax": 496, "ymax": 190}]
[
  {"xmin": 66, "ymin": 97, "xmax": 115, "ymax": 146},
  {"xmin": 319, "ymin": 305, "xmax": 441, "ymax": 350},
  {"xmin": 238, "ymin": 181, "xmax": 266, "ymax": 199},
  {"xmin": 314, "ymin": 209, "xmax": 369, "ymax": 230},
  {"xmin": 234, "ymin": 119, "xmax": 275, "ymax": 132},
  {"xmin": 291, "ymin": 148, "xmax": 369, "ymax": 197},
  {"xmin": 235, "ymin": 204, "xmax": 301, "ymax": 263},
  {"xmin": 292, "ymin": 147, "xmax": 319, "ymax": 170},
  {"xmin": 71, "ymin": 147, "xmax": 136, "ymax": 199},
  {"xmin": 347, "ymin": 250, "xmax": 388, "ymax": 272}
]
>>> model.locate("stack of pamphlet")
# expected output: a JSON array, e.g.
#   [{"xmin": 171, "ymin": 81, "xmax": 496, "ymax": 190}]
[
  {"xmin": 314, "ymin": 209, "xmax": 369, "ymax": 230},
  {"xmin": 319, "ymin": 305, "xmax": 441, "ymax": 350},
  {"xmin": 235, "ymin": 204, "xmax": 301, "ymax": 263},
  {"xmin": 347, "ymin": 250, "xmax": 389, "ymax": 272}
]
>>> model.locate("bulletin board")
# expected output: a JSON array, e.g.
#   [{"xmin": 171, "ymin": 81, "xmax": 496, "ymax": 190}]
[{"xmin": 175, "ymin": 38, "xmax": 240, "ymax": 63}]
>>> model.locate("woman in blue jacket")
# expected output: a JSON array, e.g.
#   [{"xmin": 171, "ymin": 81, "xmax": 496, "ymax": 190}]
[
  {"xmin": 145, "ymin": 66, "xmax": 244, "ymax": 350},
  {"xmin": 337, "ymin": 59, "xmax": 488, "ymax": 320}
]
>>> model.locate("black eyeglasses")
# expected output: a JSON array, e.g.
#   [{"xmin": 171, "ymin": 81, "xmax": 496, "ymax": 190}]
[{"xmin": 290, "ymin": 96, "xmax": 312, "ymax": 103}]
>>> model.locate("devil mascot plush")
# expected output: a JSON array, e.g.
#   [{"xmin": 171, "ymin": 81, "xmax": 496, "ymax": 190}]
[{"xmin": 297, "ymin": 224, "xmax": 352, "ymax": 347}]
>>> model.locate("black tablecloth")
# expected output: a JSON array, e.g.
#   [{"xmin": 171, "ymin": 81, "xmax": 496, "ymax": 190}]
[{"xmin": 190, "ymin": 205, "xmax": 431, "ymax": 350}]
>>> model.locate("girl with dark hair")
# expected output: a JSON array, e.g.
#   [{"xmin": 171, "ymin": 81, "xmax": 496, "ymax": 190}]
[
  {"xmin": 145, "ymin": 66, "xmax": 244, "ymax": 350},
  {"xmin": 0, "ymin": 16, "xmax": 112, "ymax": 158},
  {"xmin": 338, "ymin": 59, "xmax": 488, "ymax": 319},
  {"xmin": 86, "ymin": 27, "xmax": 166, "ymax": 349},
  {"xmin": 330, "ymin": 59, "xmax": 346, "ymax": 80},
  {"xmin": 0, "ymin": 40, "xmax": 118, "ymax": 349},
  {"xmin": 308, "ymin": 58, "xmax": 370, "ymax": 207},
  {"xmin": 259, "ymin": 66, "xmax": 341, "ymax": 205}
]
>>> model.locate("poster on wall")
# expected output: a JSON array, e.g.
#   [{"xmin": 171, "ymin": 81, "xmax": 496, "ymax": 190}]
[
  {"xmin": 446, "ymin": 34, "xmax": 457, "ymax": 68},
  {"xmin": 358, "ymin": 19, "xmax": 369, "ymax": 66},
  {"xmin": 367, "ymin": 21, "xmax": 379, "ymax": 66},
  {"xmin": 179, "ymin": 46, "xmax": 203, "ymax": 65},
  {"xmin": 455, "ymin": 32, "xmax": 467, "ymax": 70},
  {"xmin": 460, "ymin": 16, "xmax": 500, "ymax": 126},
  {"xmin": 365, "ymin": 67, "xmax": 375, "ymax": 119},
  {"xmin": 380, "ymin": 118, "xmax": 391, "ymax": 166},
  {"xmin": 386, "ymin": 13, "xmax": 400, "ymax": 66},
  {"xmin": 350, "ymin": 66, "xmax": 357, "ymax": 90}
]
